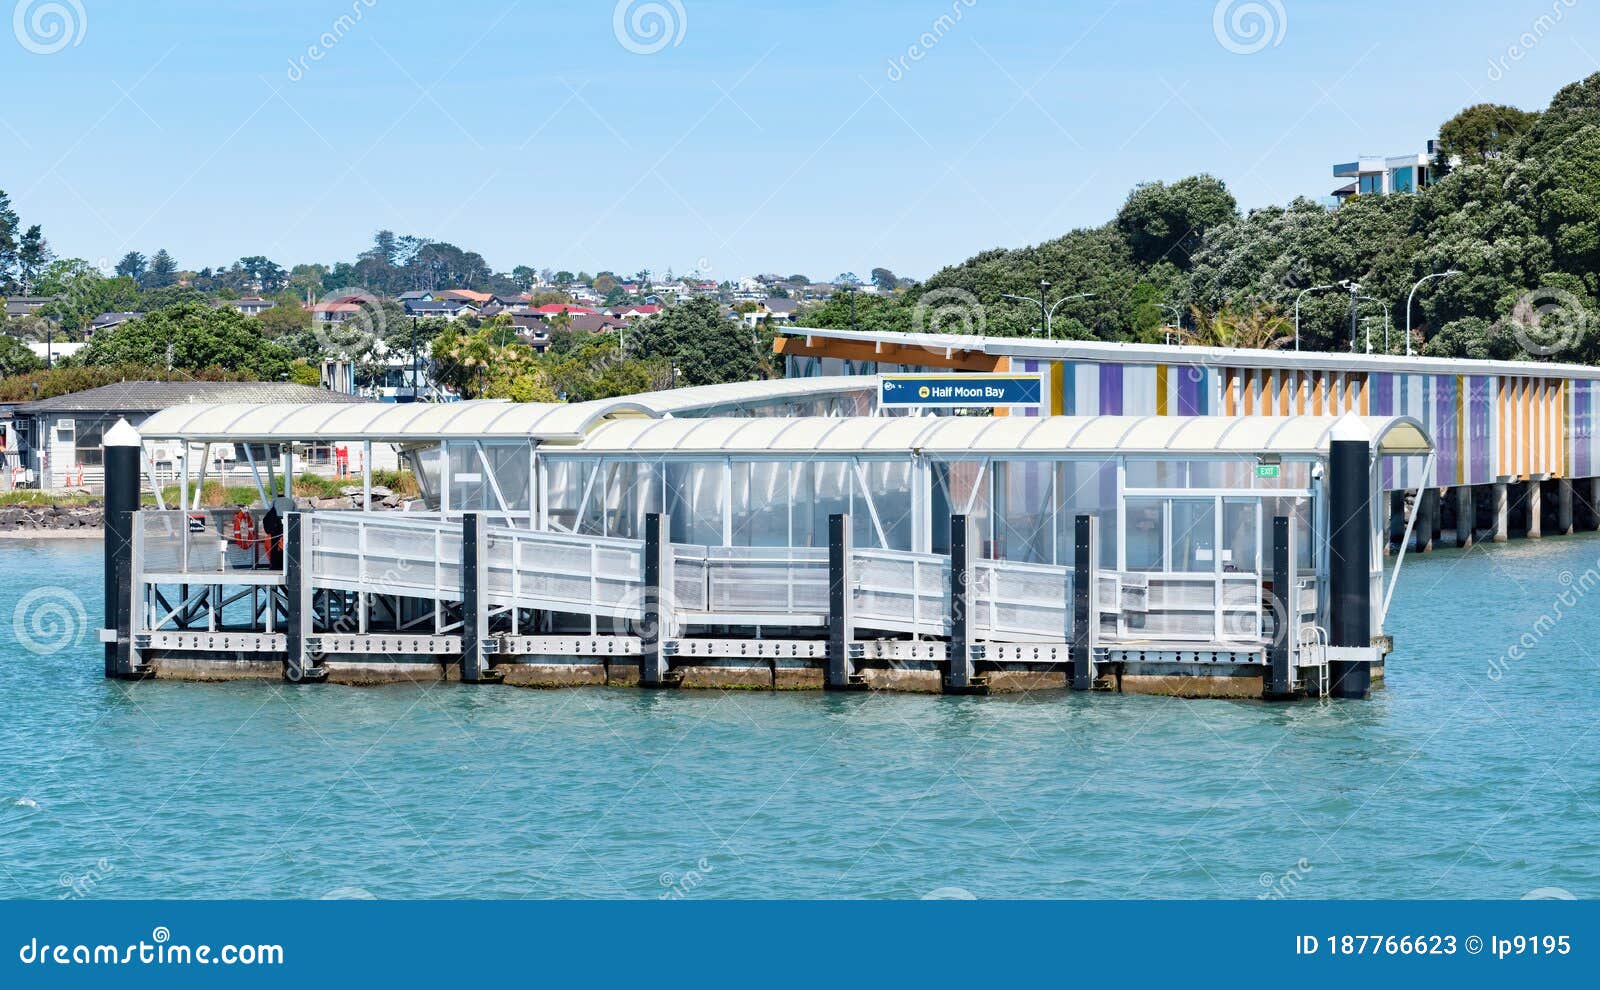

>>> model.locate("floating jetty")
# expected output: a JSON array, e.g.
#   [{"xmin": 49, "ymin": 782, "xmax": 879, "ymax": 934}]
[{"xmin": 97, "ymin": 375, "xmax": 1434, "ymax": 700}]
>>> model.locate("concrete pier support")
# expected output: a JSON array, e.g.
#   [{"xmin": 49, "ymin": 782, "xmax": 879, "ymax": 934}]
[
  {"xmin": 1388, "ymin": 490, "xmax": 1406, "ymax": 553},
  {"xmin": 102, "ymin": 420, "xmax": 144, "ymax": 679},
  {"xmin": 641, "ymin": 513, "xmax": 672, "ymax": 688},
  {"xmin": 1455, "ymin": 486, "xmax": 1475, "ymax": 548},
  {"xmin": 945, "ymin": 514, "xmax": 976, "ymax": 693},
  {"xmin": 1416, "ymin": 489, "xmax": 1438, "ymax": 553},
  {"xmin": 1328, "ymin": 423, "xmax": 1373, "ymax": 699},
  {"xmin": 825, "ymin": 513, "xmax": 860, "ymax": 691},
  {"xmin": 1070, "ymin": 514, "xmax": 1098, "ymax": 692},
  {"xmin": 1493, "ymin": 483, "xmax": 1509, "ymax": 543},
  {"xmin": 1558, "ymin": 479, "xmax": 1574, "ymax": 536},
  {"xmin": 1526, "ymin": 481, "xmax": 1543, "ymax": 539}
]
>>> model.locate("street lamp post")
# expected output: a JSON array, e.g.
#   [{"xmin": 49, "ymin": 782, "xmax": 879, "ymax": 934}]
[
  {"xmin": 1405, "ymin": 270, "xmax": 1462, "ymax": 357},
  {"xmin": 1294, "ymin": 284, "xmax": 1338, "ymax": 351},
  {"xmin": 1339, "ymin": 280, "xmax": 1363, "ymax": 353},
  {"xmin": 1159, "ymin": 304, "xmax": 1183, "ymax": 345},
  {"xmin": 1001, "ymin": 285, "xmax": 1097, "ymax": 339}
]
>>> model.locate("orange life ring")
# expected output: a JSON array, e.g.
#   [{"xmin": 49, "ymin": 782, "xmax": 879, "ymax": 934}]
[{"xmin": 230, "ymin": 510, "xmax": 257, "ymax": 550}]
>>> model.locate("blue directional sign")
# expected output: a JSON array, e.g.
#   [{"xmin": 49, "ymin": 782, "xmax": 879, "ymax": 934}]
[{"xmin": 880, "ymin": 374, "xmax": 1044, "ymax": 409}]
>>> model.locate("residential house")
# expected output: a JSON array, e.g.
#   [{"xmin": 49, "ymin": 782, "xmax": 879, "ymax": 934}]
[
  {"xmin": 741, "ymin": 298, "xmax": 801, "ymax": 329},
  {"xmin": 4, "ymin": 296, "xmax": 58, "ymax": 320},
  {"xmin": 89, "ymin": 312, "xmax": 144, "ymax": 334},
  {"xmin": 216, "ymin": 296, "xmax": 276, "ymax": 316},
  {"xmin": 1332, "ymin": 141, "xmax": 1448, "ymax": 202},
  {"xmin": 309, "ymin": 297, "xmax": 367, "ymax": 325},
  {"xmin": 6, "ymin": 380, "xmax": 369, "ymax": 492},
  {"xmin": 608, "ymin": 304, "xmax": 662, "ymax": 320},
  {"xmin": 404, "ymin": 299, "xmax": 474, "ymax": 320}
]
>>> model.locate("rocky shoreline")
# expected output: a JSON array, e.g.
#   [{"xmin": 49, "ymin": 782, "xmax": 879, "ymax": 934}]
[
  {"xmin": 0, "ymin": 503, "xmax": 105, "ymax": 535},
  {"xmin": 0, "ymin": 486, "xmax": 423, "ymax": 538}
]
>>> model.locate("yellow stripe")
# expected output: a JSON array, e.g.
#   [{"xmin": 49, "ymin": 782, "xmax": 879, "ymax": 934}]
[
  {"xmin": 1050, "ymin": 361, "xmax": 1065, "ymax": 416},
  {"xmin": 1156, "ymin": 364, "xmax": 1169, "ymax": 417}
]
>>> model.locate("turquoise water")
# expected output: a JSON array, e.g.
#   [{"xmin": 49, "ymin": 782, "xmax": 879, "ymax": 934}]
[{"xmin": 1, "ymin": 536, "xmax": 1596, "ymax": 900}]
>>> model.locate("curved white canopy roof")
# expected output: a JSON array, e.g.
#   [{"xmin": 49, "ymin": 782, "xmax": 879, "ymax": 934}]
[
  {"xmin": 548, "ymin": 415, "xmax": 1432, "ymax": 458},
  {"xmin": 135, "ymin": 376, "xmax": 879, "ymax": 443}
]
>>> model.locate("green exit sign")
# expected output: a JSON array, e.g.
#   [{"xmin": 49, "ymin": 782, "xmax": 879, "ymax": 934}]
[{"xmin": 1255, "ymin": 464, "xmax": 1281, "ymax": 479}]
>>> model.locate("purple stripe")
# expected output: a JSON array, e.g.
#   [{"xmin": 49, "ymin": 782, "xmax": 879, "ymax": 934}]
[
  {"xmin": 1472, "ymin": 377, "xmax": 1491, "ymax": 483},
  {"xmin": 1099, "ymin": 364, "xmax": 1123, "ymax": 415},
  {"xmin": 1435, "ymin": 377, "xmax": 1456, "ymax": 486},
  {"xmin": 1372, "ymin": 373, "xmax": 1393, "ymax": 416},
  {"xmin": 1177, "ymin": 367, "xmax": 1201, "ymax": 415},
  {"xmin": 1576, "ymin": 382, "xmax": 1590, "ymax": 478}
]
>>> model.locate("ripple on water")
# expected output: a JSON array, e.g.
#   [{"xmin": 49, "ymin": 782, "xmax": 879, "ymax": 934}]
[{"xmin": 0, "ymin": 537, "xmax": 1596, "ymax": 898}]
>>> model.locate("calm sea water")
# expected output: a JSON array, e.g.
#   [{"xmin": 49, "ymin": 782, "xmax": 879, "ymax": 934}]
[{"xmin": 1, "ymin": 535, "xmax": 1596, "ymax": 900}]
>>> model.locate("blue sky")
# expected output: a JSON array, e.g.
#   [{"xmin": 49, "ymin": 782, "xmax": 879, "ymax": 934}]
[{"xmin": 1, "ymin": 0, "xmax": 1596, "ymax": 280}]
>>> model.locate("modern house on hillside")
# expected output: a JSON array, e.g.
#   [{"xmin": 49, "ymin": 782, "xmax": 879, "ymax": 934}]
[{"xmin": 1332, "ymin": 140, "xmax": 1451, "ymax": 202}]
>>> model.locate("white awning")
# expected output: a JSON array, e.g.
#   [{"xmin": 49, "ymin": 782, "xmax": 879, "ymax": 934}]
[
  {"xmin": 546, "ymin": 415, "xmax": 1432, "ymax": 458},
  {"xmin": 135, "ymin": 376, "xmax": 879, "ymax": 443}
]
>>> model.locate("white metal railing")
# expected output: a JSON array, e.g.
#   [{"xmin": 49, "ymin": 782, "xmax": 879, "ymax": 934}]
[
  {"xmin": 699, "ymin": 546, "xmax": 830, "ymax": 617},
  {"xmin": 1112, "ymin": 572, "xmax": 1265, "ymax": 644},
  {"xmin": 487, "ymin": 526, "xmax": 645, "ymax": 620},
  {"xmin": 138, "ymin": 508, "xmax": 276, "ymax": 576},
  {"xmin": 854, "ymin": 548, "xmax": 949, "ymax": 636},
  {"xmin": 310, "ymin": 513, "xmax": 462, "ymax": 600}
]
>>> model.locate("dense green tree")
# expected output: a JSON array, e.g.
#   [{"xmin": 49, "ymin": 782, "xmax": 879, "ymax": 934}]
[
  {"xmin": 77, "ymin": 302, "xmax": 292, "ymax": 379},
  {"xmin": 0, "ymin": 333, "xmax": 42, "ymax": 376},
  {"xmin": 115, "ymin": 252, "xmax": 147, "ymax": 282},
  {"xmin": 1114, "ymin": 174, "xmax": 1238, "ymax": 269},
  {"xmin": 629, "ymin": 296, "xmax": 762, "ymax": 386},
  {"xmin": 32, "ymin": 260, "xmax": 141, "ymax": 333},
  {"xmin": 870, "ymin": 267, "xmax": 899, "ymax": 292},
  {"xmin": 1437, "ymin": 103, "xmax": 1540, "ymax": 165},
  {"xmin": 145, "ymin": 249, "xmax": 178, "ymax": 289}
]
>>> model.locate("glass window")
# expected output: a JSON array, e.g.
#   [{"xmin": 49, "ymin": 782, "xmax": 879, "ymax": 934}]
[
  {"xmin": 1222, "ymin": 499, "xmax": 1259, "ymax": 574},
  {"xmin": 448, "ymin": 442, "xmax": 492, "ymax": 512},
  {"xmin": 1262, "ymin": 496, "xmax": 1314, "ymax": 571},
  {"xmin": 931, "ymin": 461, "xmax": 990, "ymax": 557},
  {"xmin": 860, "ymin": 459, "xmax": 915, "ymax": 552},
  {"xmin": 1125, "ymin": 497, "xmax": 1165, "ymax": 571},
  {"xmin": 407, "ymin": 447, "xmax": 442, "ymax": 508},
  {"xmin": 544, "ymin": 459, "xmax": 593, "ymax": 532},
  {"xmin": 666, "ymin": 461, "xmax": 726, "ymax": 546},
  {"xmin": 992, "ymin": 461, "xmax": 1052, "ymax": 564},
  {"xmin": 1391, "ymin": 166, "xmax": 1415, "ymax": 193},
  {"xmin": 1058, "ymin": 460, "xmax": 1118, "ymax": 568},
  {"xmin": 731, "ymin": 462, "xmax": 791, "ymax": 547},
  {"xmin": 1169, "ymin": 498, "xmax": 1217, "ymax": 573}
]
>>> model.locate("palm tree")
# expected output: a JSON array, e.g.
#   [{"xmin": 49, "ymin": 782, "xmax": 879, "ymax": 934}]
[{"xmin": 1181, "ymin": 302, "xmax": 1294, "ymax": 350}]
